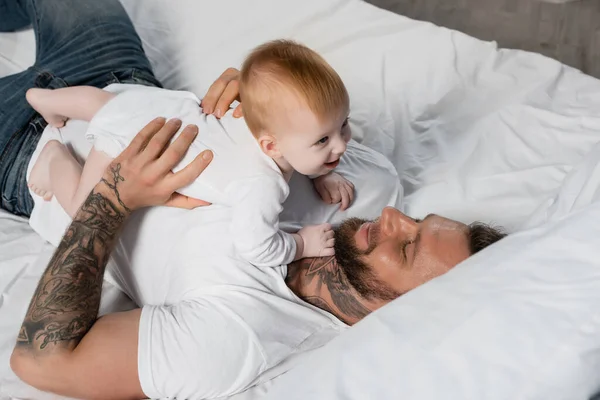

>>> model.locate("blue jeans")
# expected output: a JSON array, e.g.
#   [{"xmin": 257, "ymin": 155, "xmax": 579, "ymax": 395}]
[{"xmin": 0, "ymin": 0, "xmax": 161, "ymax": 217}]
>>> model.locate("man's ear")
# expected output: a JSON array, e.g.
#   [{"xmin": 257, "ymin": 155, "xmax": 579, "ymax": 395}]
[{"xmin": 258, "ymin": 134, "xmax": 282, "ymax": 158}]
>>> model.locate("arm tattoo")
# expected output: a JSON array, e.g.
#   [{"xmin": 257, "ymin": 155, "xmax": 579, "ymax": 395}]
[
  {"xmin": 101, "ymin": 163, "xmax": 132, "ymax": 213},
  {"xmin": 16, "ymin": 170, "xmax": 129, "ymax": 353},
  {"xmin": 287, "ymin": 257, "xmax": 370, "ymax": 324}
]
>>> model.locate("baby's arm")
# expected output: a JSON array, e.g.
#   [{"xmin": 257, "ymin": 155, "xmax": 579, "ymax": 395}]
[
  {"xmin": 229, "ymin": 178, "xmax": 295, "ymax": 267},
  {"xmin": 228, "ymin": 177, "xmax": 334, "ymax": 267},
  {"xmin": 26, "ymin": 86, "xmax": 115, "ymax": 128}
]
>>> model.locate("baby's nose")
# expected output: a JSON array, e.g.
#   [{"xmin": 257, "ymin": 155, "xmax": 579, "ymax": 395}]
[{"xmin": 333, "ymin": 135, "xmax": 347, "ymax": 155}]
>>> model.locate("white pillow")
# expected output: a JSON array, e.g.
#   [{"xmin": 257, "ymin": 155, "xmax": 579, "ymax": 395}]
[
  {"xmin": 264, "ymin": 200, "xmax": 600, "ymax": 400},
  {"xmin": 121, "ymin": 0, "xmax": 600, "ymax": 232}
]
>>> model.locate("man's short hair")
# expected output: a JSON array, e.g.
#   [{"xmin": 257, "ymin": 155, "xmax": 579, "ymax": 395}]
[
  {"xmin": 467, "ymin": 222, "xmax": 507, "ymax": 254},
  {"xmin": 239, "ymin": 39, "xmax": 350, "ymax": 137}
]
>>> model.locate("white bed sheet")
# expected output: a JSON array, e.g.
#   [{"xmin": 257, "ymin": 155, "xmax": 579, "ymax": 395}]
[
  {"xmin": 0, "ymin": 211, "xmax": 46, "ymax": 400},
  {"xmin": 2, "ymin": 0, "xmax": 600, "ymax": 399},
  {"xmin": 0, "ymin": 210, "xmax": 138, "ymax": 400}
]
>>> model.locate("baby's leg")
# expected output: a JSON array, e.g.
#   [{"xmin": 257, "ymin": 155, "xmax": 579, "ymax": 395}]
[
  {"xmin": 29, "ymin": 143, "xmax": 112, "ymax": 218},
  {"xmin": 26, "ymin": 86, "xmax": 116, "ymax": 128}
]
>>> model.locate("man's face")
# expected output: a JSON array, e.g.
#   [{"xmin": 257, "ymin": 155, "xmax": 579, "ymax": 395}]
[{"xmin": 334, "ymin": 207, "xmax": 471, "ymax": 301}]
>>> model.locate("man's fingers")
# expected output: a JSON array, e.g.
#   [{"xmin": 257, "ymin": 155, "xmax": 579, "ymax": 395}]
[
  {"xmin": 325, "ymin": 229, "xmax": 334, "ymax": 240},
  {"xmin": 122, "ymin": 117, "xmax": 167, "ymax": 158},
  {"xmin": 202, "ymin": 68, "xmax": 239, "ymax": 114},
  {"xmin": 165, "ymin": 193, "xmax": 212, "ymax": 209},
  {"xmin": 142, "ymin": 118, "xmax": 182, "ymax": 162},
  {"xmin": 214, "ymin": 80, "xmax": 240, "ymax": 119},
  {"xmin": 155, "ymin": 124, "xmax": 198, "ymax": 174},
  {"xmin": 326, "ymin": 238, "xmax": 335, "ymax": 248},
  {"xmin": 233, "ymin": 103, "xmax": 243, "ymax": 118},
  {"xmin": 169, "ymin": 150, "xmax": 213, "ymax": 190}
]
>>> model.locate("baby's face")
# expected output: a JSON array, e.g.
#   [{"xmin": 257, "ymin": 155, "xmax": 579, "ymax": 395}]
[{"xmin": 272, "ymin": 104, "xmax": 351, "ymax": 177}]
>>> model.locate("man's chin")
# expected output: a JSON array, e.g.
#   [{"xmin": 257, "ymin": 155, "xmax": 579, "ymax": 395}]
[{"xmin": 334, "ymin": 217, "xmax": 400, "ymax": 302}]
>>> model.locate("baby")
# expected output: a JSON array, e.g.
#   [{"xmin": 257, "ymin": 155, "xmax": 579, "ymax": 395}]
[{"xmin": 26, "ymin": 39, "xmax": 354, "ymax": 267}]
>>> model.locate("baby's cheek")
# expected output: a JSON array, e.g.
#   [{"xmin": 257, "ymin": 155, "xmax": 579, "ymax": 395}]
[
  {"xmin": 343, "ymin": 128, "xmax": 352, "ymax": 143},
  {"xmin": 293, "ymin": 154, "xmax": 324, "ymax": 175}
]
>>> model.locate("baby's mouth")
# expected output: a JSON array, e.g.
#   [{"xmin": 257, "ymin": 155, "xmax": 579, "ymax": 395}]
[{"xmin": 324, "ymin": 159, "xmax": 340, "ymax": 168}]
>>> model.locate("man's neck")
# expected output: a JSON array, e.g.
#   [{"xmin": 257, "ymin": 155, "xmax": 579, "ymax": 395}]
[{"xmin": 285, "ymin": 256, "xmax": 374, "ymax": 325}]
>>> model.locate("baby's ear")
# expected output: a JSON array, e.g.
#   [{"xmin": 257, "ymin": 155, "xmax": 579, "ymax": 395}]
[{"xmin": 258, "ymin": 134, "xmax": 282, "ymax": 158}]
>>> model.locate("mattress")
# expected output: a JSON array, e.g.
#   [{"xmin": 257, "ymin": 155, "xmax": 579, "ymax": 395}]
[{"xmin": 2, "ymin": 0, "xmax": 600, "ymax": 399}]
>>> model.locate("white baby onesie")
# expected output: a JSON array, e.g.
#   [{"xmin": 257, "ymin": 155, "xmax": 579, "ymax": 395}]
[{"xmin": 86, "ymin": 83, "xmax": 296, "ymax": 267}]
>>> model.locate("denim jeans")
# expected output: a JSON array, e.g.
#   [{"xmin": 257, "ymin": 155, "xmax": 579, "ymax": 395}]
[{"xmin": 0, "ymin": 0, "xmax": 162, "ymax": 217}]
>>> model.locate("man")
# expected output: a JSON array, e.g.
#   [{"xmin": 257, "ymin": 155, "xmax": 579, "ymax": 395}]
[{"xmin": 2, "ymin": 0, "xmax": 506, "ymax": 398}]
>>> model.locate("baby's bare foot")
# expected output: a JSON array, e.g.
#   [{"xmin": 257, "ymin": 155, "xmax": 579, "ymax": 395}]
[
  {"xmin": 26, "ymin": 88, "xmax": 67, "ymax": 128},
  {"xmin": 28, "ymin": 140, "xmax": 65, "ymax": 201}
]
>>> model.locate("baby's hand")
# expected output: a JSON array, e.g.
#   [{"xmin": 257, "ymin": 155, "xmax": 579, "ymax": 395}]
[
  {"xmin": 313, "ymin": 172, "xmax": 355, "ymax": 211},
  {"xmin": 298, "ymin": 223, "xmax": 335, "ymax": 258}
]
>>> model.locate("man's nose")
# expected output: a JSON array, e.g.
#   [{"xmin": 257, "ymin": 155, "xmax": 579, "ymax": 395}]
[{"xmin": 380, "ymin": 207, "xmax": 418, "ymax": 237}]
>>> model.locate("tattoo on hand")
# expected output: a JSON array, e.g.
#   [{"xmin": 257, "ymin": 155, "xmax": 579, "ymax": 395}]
[
  {"xmin": 16, "ymin": 188, "xmax": 126, "ymax": 352},
  {"xmin": 100, "ymin": 163, "xmax": 132, "ymax": 213}
]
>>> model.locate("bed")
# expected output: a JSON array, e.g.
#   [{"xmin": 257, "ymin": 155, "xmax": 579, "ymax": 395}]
[{"xmin": 2, "ymin": 0, "xmax": 600, "ymax": 399}]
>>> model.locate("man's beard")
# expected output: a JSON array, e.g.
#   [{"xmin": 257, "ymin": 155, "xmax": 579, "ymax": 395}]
[{"xmin": 334, "ymin": 218, "xmax": 401, "ymax": 302}]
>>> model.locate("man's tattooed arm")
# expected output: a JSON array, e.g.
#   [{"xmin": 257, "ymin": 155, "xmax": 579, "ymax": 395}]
[
  {"xmin": 15, "ymin": 164, "xmax": 130, "ymax": 353},
  {"xmin": 286, "ymin": 257, "xmax": 370, "ymax": 325},
  {"xmin": 10, "ymin": 119, "xmax": 209, "ymax": 399}
]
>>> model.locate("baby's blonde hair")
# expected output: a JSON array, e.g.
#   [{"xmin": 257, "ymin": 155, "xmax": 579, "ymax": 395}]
[{"xmin": 240, "ymin": 39, "xmax": 349, "ymax": 137}]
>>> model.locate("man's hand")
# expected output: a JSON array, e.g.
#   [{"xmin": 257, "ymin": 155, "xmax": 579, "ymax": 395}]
[
  {"xmin": 313, "ymin": 172, "xmax": 355, "ymax": 211},
  {"xmin": 100, "ymin": 117, "xmax": 214, "ymax": 212},
  {"xmin": 201, "ymin": 67, "xmax": 243, "ymax": 119}
]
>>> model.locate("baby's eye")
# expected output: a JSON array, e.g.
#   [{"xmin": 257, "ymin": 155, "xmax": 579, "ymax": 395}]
[
  {"xmin": 317, "ymin": 136, "xmax": 329, "ymax": 145},
  {"xmin": 342, "ymin": 118, "xmax": 349, "ymax": 128}
]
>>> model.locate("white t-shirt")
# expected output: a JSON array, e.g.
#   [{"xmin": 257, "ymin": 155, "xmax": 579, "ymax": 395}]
[
  {"xmin": 110, "ymin": 205, "xmax": 345, "ymax": 399},
  {"xmin": 88, "ymin": 83, "xmax": 296, "ymax": 267},
  {"xmin": 27, "ymin": 105, "xmax": 404, "ymax": 399}
]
